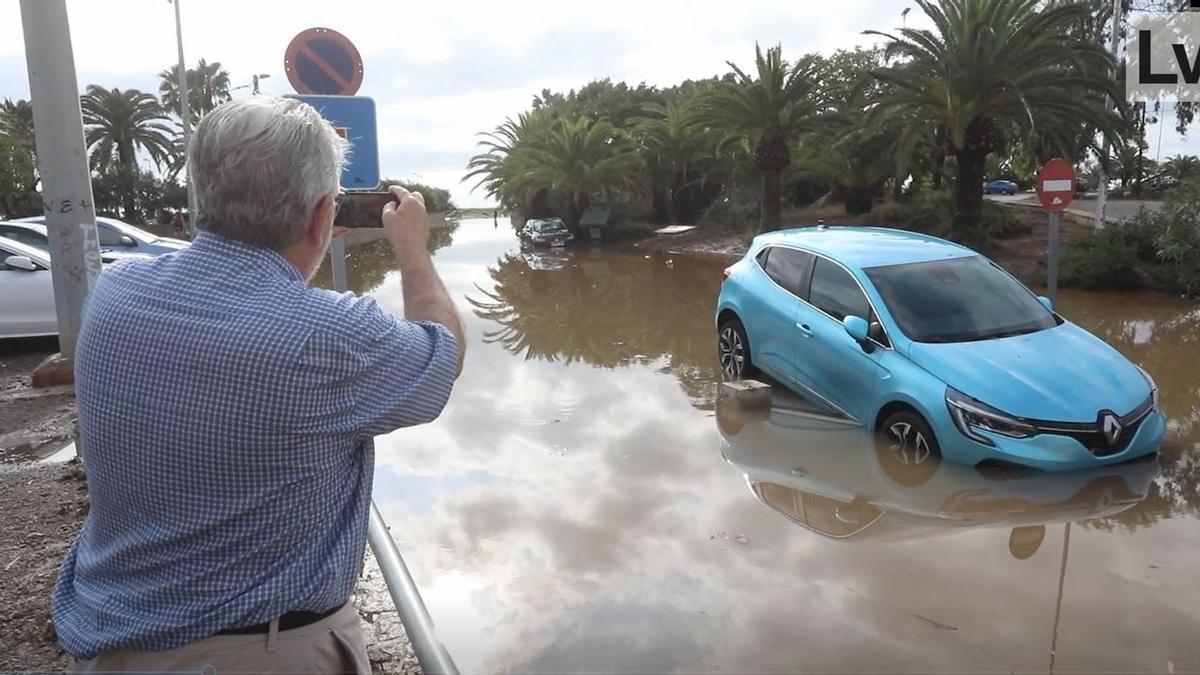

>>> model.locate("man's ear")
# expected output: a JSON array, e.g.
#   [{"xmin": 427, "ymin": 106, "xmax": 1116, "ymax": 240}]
[{"xmin": 307, "ymin": 193, "xmax": 335, "ymax": 244}]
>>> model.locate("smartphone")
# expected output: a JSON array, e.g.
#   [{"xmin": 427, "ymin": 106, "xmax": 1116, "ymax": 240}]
[{"xmin": 334, "ymin": 190, "xmax": 397, "ymax": 229}]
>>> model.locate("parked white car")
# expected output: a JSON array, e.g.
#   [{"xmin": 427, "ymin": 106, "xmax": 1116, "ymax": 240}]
[{"xmin": 0, "ymin": 235, "xmax": 57, "ymax": 339}]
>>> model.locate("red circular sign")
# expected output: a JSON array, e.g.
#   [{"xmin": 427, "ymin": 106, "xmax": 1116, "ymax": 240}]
[
  {"xmin": 1035, "ymin": 158, "xmax": 1077, "ymax": 213},
  {"xmin": 284, "ymin": 27, "xmax": 364, "ymax": 96}
]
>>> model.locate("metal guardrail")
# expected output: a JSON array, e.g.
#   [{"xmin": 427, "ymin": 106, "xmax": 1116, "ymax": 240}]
[
  {"xmin": 367, "ymin": 501, "xmax": 460, "ymax": 675},
  {"xmin": 329, "ymin": 244, "xmax": 459, "ymax": 674}
]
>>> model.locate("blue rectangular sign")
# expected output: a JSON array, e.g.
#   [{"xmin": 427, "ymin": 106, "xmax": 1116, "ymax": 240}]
[{"xmin": 288, "ymin": 95, "xmax": 380, "ymax": 189}]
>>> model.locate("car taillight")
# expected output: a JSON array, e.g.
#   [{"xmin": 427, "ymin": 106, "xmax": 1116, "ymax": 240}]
[{"xmin": 722, "ymin": 267, "xmax": 732, "ymax": 280}]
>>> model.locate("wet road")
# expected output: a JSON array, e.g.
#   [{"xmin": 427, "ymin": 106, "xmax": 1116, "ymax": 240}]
[{"xmin": 325, "ymin": 219, "xmax": 1200, "ymax": 673}]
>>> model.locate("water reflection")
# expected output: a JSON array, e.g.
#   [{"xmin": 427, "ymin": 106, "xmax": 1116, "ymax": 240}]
[
  {"xmin": 340, "ymin": 221, "xmax": 1200, "ymax": 673},
  {"xmin": 717, "ymin": 390, "xmax": 1160, "ymax": 555},
  {"xmin": 311, "ymin": 220, "xmax": 460, "ymax": 293},
  {"xmin": 468, "ymin": 248, "xmax": 721, "ymax": 406}
]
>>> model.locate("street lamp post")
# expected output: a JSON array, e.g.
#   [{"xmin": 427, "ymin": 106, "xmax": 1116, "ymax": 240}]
[
  {"xmin": 1094, "ymin": 0, "xmax": 1122, "ymax": 231},
  {"xmin": 168, "ymin": 0, "xmax": 196, "ymax": 237},
  {"xmin": 232, "ymin": 74, "xmax": 272, "ymax": 96}
]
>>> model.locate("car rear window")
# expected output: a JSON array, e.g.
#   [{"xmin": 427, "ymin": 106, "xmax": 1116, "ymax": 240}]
[{"xmin": 758, "ymin": 246, "xmax": 812, "ymax": 297}]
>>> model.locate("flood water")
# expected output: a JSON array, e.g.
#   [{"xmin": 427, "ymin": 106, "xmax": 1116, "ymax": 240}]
[{"xmin": 325, "ymin": 219, "xmax": 1200, "ymax": 673}]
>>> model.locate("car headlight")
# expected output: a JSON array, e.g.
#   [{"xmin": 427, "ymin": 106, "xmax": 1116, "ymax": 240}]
[
  {"xmin": 1136, "ymin": 366, "xmax": 1159, "ymax": 409},
  {"xmin": 945, "ymin": 387, "xmax": 1036, "ymax": 445}
]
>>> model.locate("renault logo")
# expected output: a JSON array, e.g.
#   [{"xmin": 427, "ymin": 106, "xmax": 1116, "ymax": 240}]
[{"xmin": 1101, "ymin": 412, "xmax": 1123, "ymax": 446}]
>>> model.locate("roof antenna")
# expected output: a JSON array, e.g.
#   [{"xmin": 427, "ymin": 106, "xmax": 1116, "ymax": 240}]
[{"xmin": 816, "ymin": 219, "xmax": 827, "ymax": 230}]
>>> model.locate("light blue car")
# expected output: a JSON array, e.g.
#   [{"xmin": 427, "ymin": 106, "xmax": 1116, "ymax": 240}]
[{"xmin": 715, "ymin": 226, "xmax": 1164, "ymax": 472}]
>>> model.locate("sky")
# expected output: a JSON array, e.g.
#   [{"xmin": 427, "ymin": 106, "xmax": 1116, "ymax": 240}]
[{"xmin": 0, "ymin": 0, "xmax": 1194, "ymax": 207}]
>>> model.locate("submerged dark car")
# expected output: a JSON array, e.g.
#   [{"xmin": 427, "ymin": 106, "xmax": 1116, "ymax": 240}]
[{"xmin": 520, "ymin": 218, "xmax": 574, "ymax": 248}]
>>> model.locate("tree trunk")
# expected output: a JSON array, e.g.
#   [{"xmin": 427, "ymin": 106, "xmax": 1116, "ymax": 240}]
[
  {"xmin": 760, "ymin": 170, "xmax": 782, "ymax": 232},
  {"xmin": 930, "ymin": 125, "xmax": 947, "ymax": 191},
  {"xmin": 952, "ymin": 149, "xmax": 986, "ymax": 243},
  {"xmin": 891, "ymin": 175, "xmax": 904, "ymax": 201}
]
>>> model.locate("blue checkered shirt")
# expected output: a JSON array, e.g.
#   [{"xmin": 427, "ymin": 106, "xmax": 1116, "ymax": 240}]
[{"xmin": 53, "ymin": 232, "xmax": 458, "ymax": 659}]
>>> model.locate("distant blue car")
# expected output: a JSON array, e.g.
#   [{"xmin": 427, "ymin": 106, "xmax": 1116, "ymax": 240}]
[
  {"xmin": 715, "ymin": 226, "xmax": 1164, "ymax": 472},
  {"xmin": 983, "ymin": 179, "xmax": 1019, "ymax": 195},
  {"xmin": 16, "ymin": 216, "xmax": 188, "ymax": 257}
]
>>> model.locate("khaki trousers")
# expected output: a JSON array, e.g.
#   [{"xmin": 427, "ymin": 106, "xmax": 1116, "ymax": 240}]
[{"xmin": 72, "ymin": 602, "xmax": 371, "ymax": 674}]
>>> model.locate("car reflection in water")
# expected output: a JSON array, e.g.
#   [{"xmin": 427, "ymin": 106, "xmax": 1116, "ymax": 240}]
[
  {"xmin": 520, "ymin": 248, "xmax": 574, "ymax": 271},
  {"xmin": 717, "ymin": 387, "xmax": 1159, "ymax": 559}
]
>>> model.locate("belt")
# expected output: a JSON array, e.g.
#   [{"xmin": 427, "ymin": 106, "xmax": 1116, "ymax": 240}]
[{"xmin": 217, "ymin": 603, "xmax": 344, "ymax": 635}]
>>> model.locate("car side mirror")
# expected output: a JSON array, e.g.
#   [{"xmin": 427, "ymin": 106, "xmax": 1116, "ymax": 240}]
[
  {"xmin": 4, "ymin": 255, "xmax": 37, "ymax": 272},
  {"xmin": 843, "ymin": 315, "xmax": 870, "ymax": 344},
  {"xmin": 119, "ymin": 235, "xmax": 137, "ymax": 247},
  {"xmin": 1037, "ymin": 295, "xmax": 1054, "ymax": 312}
]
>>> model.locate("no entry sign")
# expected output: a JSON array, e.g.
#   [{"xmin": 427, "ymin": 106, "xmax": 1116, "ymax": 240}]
[
  {"xmin": 1035, "ymin": 159, "xmax": 1076, "ymax": 213},
  {"xmin": 284, "ymin": 27, "xmax": 364, "ymax": 96}
]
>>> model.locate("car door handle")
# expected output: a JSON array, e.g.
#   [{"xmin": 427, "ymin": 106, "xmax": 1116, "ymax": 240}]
[{"xmin": 796, "ymin": 323, "xmax": 813, "ymax": 337}]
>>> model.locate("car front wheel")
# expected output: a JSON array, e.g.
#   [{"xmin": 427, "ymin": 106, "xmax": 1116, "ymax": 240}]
[
  {"xmin": 876, "ymin": 409, "xmax": 942, "ymax": 487},
  {"xmin": 718, "ymin": 318, "xmax": 754, "ymax": 380}
]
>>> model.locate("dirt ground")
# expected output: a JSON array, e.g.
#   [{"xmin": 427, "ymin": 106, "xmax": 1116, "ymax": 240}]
[
  {"xmin": 632, "ymin": 203, "xmax": 1087, "ymax": 288},
  {"xmin": 0, "ymin": 459, "xmax": 88, "ymax": 672}
]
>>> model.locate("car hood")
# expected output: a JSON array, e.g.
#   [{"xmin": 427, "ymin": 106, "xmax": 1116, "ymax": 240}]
[{"xmin": 907, "ymin": 322, "xmax": 1149, "ymax": 422}]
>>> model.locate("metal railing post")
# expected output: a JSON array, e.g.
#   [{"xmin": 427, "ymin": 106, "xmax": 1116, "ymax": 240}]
[
  {"xmin": 367, "ymin": 501, "xmax": 460, "ymax": 675},
  {"xmin": 335, "ymin": 235, "xmax": 454, "ymax": 672}
]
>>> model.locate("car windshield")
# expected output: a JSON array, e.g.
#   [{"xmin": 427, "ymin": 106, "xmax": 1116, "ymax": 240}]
[
  {"xmin": 864, "ymin": 256, "xmax": 1058, "ymax": 343},
  {"xmin": 532, "ymin": 220, "xmax": 565, "ymax": 233},
  {"xmin": 103, "ymin": 219, "xmax": 159, "ymax": 243},
  {"xmin": 21, "ymin": 216, "xmax": 160, "ymax": 243}
]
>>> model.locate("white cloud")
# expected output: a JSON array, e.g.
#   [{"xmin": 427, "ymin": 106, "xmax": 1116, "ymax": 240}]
[{"xmin": 0, "ymin": 0, "xmax": 1194, "ymax": 209}]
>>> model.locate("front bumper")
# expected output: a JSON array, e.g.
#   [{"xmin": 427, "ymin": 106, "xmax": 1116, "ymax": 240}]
[{"xmin": 941, "ymin": 408, "xmax": 1166, "ymax": 471}]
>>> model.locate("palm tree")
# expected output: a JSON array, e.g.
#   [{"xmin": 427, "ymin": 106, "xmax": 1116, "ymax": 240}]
[
  {"xmin": 695, "ymin": 44, "xmax": 826, "ymax": 232},
  {"xmin": 0, "ymin": 99, "xmax": 38, "ymax": 217},
  {"xmin": 464, "ymin": 110, "xmax": 555, "ymax": 212},
  {"xmin": 635, "ymin": 101, "xmax": 715, "ymax": 223},
  {"xmin": 80, "ymin": 85, "xmax": 176, "ymax": 219},
  {"xmin": 158, "ymin": 58, "xmax": 232, "ymax": 125},
  {"xmin": 1162, "ymin": 155, "xmax": 1200, "ymax": 181},
  {"xmin": 505, "ymin": 115, "xmax": 643, "ymax": 230},
  {"xmin": 865, "ymin": 0, "xmax": 1124, "ymax": 240}
]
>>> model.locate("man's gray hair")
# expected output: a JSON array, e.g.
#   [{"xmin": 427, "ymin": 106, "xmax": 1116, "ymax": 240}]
[{"xmin": 188, "ymin": 97, "xmax": 348, "ymax": 249}]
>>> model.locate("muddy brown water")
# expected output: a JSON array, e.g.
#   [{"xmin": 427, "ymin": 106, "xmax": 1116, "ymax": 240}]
[{"xmin": 321, "ymin": 219, "xmax": 1200, "ymax": 673}]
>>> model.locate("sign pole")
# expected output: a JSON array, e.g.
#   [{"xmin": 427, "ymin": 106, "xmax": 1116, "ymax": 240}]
[
  {"xmin": 19, "ymin": 0, "xmax": 102, "ymax": 360},
  {"xmin": 330, "ymin": 237, "xmax": 348, "ymax": 291},
  {"xmin": 1047, "ymin": 212, "xmax": 1060, "ymax": 308}
]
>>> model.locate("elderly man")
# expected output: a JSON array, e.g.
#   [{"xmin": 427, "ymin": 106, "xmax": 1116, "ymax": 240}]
[{"xmin": 54, "ymin": 97, "xmax": 464, "ymax": 672}]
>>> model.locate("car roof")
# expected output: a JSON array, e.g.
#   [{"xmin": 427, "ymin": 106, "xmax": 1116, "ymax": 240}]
[
  {"xmin": 0, "ymin": 234, "xmax": 51, "ymax": 265},
  {"xmin": 16, "ymin": 215, "xmax": 122, "ymax": 228},
  {"xmin": 0, "ymin": 220, "xmax": 47, "ymax": 234},
  {"xmin": 754, "ymin": 226, "xmax": 977, "ymax": 269}
]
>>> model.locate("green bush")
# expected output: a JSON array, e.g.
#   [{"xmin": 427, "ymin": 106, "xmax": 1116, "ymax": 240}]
[
  {"xmin": 380, "ymin": 179, "xmax": 456, "ymax": 214},
  {"xmin": 1061, "ymin": 179, "xmax": 1200, "ymax": 293},
  {"xmin": 1060, "ymin": 226, "xmax": 1146, "ymax": 290},
  {"xmin": 869, "ymin": 191, "xmax": 952, "ymax": 237},
  {"xmin": 870, "ymin": 190, "xmax": 1027, "ymax": 245},
  {"xmin": 699, "ymin": 191, "xmax": 760, "ymax": 231}
]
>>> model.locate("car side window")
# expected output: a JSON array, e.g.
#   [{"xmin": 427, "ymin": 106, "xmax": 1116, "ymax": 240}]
[
  {"xmin": 761, "ymin": 247, "xmax": 813, "ymax": 298},
  {"xmin": 95, "ymin": 225, "xmax": 125, "ymax": 247},
  {"xmin": 809, "ymin": 257, "xmax": 871, "ymax": 321},
  {"xmin": 0, "ymin": 228, "xmax": 46, "ymax": 249}
]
